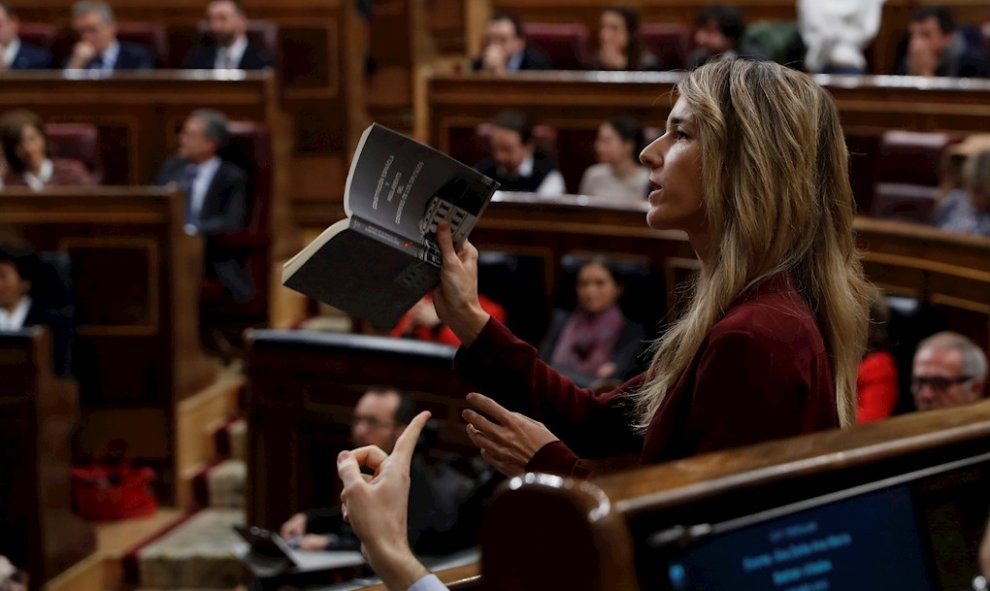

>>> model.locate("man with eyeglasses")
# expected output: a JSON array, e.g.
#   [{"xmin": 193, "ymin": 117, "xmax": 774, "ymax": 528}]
[
  {"xmin": 911, "ymin": 332, "xmax": 987, "ymax": 411},
  {"xmin": 279, "ymin": 386, "xmax": 482, "ymax": 555}
]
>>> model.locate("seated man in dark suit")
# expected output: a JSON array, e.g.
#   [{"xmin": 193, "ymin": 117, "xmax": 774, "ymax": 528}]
[
  {"xmin": 470, "ymin": 12, "xmax": 552, "ymax": 73},
  {"xmin": 898, "ymin": 6, "xmax": 990, "ymax": 78},
  {"xmin": 0, "ymin": 246, "xmax": 73, "ymax": 376},
  {"xmin": 64, "ymin": 1, "xmax": 154, "ymax": 72},
  {"xmin": 0, "ymin": 2, "xmax": 53, "ymax": 69},
  {"xmin": 152, "ymin": 109, "xmax": 251, "ymax": 300},
  {"xmin": 280, "ymin": 386, "xmax": 487, "ymax": 556},
  {"xmin": 183, "ymin": 0, "xmax": 274, "ymax": 70},
  {"xmin": 474, "ymin": 109, "xmax": 566, "ymax": 195}
]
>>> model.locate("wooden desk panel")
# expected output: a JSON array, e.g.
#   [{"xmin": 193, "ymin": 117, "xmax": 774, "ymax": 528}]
[
  {"xmin": 480, "ymin": 399, "xmax": 990, "ymax": 590},
  {"xmin": 0, "ymin": 330, "xmax": 95, "ymax": 590},
  {"xmin": 0, "ymin": 188, "xmax": 216, "ymax": 501},
  {"xmin": 245, "ymin": 330, "xmax": 478, "ymax": 531}
]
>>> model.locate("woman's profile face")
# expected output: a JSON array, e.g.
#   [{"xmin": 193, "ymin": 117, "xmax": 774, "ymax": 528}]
[
  {"xmin": 576, "ymin": 262, "xmax": 621, "ymax": 315},
  {"xmin": 599, "ymin": 11, "xmax": 629, "ymax": 51},
  {"xmin": 640, "ymin": 97, "xmax": 706, "ymax": 238},
  {"xmin": 594, "ymin": 123, "xmax": 630, "ymax": 165},
  {"xmin": 16, "ymin": 124, "xmax": 47, "ymax": 170}
]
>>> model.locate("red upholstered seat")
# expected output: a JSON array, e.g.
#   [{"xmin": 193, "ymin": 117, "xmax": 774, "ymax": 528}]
[
  {"xmin": 641, "ymin": 23, "xmax": 693, "ymax": 71},
  {"xmin": 982, "ymin": 23, "xmax": 990, "ymax": 59},
  {"xmin": 18, "ymin": 23, "xmax": 57, "ymax": 51},
  {"xmin": 871, "ymin": 130, "xmax": 952, "ymax": 222},
  {"xmin": 44, "ymin": 123, "xmax": 103, "ymax": 184},
  {"xmin": 523, "ymin": 23, "xmax": 589, "ymax": 70},
  {"xmin": 115, "ymin": 22, "xmax": 169, "ymax": 66},
  {"xmin": 199, "ymin": 121, "xmax": 274, "ymax": 340},
  {"xmin": 875, "ymin": 130, "xmax": 951, "ymax": 187}
]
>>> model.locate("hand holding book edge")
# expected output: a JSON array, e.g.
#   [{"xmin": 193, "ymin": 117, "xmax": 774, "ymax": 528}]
[{"xmin": 432, "ymin": 221, "xmax": 490, "ymax": 348}]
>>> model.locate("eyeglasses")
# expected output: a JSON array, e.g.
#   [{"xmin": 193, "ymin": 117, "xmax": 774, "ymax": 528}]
[
  {"xmin": 351, "ymin": 415, "xmax": 395, "ymax": 430},
  {"xmin": 910, "ymin": 375, "xmax": 974, "ymax": 393}
]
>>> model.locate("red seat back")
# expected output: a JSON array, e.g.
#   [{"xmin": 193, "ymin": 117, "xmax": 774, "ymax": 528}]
[
  {"xmin": 523, "ymin": 23, "xmax": 589, "ymax": 70},
  {"xmin": 18, "ymin": 23, "xmax": 57, "ymax": 51},
  {"xmin": 44, "ymin": 123, "xmax": 103, "ymax": 184},
  {"xmin": 640, "ymin": 23, "xmax": 692, "ymax": 71},
  {"xmin": 115, "ymin": 22, "xmax": 169, "ymax": 66},
  {"xmin": 875, "ymin": 130, "xmax": 952, "ymax": 187}
]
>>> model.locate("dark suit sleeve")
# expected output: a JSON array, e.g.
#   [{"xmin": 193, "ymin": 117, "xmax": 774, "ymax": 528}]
[
  {"xmin": 243, "ymin": 44, "xmax": 275, "ymax": 69},
  {"xmin": 182, "ymin": 46, "xmax": 212, "ymax": 69},
  {"xmin": 150, "ymin": 157, "xmax": 179, "ymax": 186},
  {"xmin": 522, "ymin": 45, "xmax": 554, "ymax": 70},
  {"xmin": 197, "ymin": 164, "xmax": 248, "ymax": 234}
]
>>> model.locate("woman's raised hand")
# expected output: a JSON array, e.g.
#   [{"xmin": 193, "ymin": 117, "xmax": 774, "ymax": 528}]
[{"xmin": 432, "ymin": 221, "xmax": 490, "ymax": 347}]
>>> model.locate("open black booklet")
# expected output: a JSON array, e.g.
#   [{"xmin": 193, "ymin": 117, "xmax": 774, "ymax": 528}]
[{"xmin": 282, "ymin": 123, "xmax": 499, "ymax": 327}]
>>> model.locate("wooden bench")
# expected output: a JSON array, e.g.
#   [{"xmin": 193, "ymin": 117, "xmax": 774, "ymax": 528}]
[
  {"xmin": 0, "ymin": 188, "xmax": 215, "ymax": 502},
  {"xmin": 0, "ymin": 329, "xmax": 95, "ymax": 588},
  {"xmin": 244, "ymin": 329, "xmax": 478, "ymax": 530},
  {"xmin": 479, "ymin": 398, "xmax": 990, "ymax": 589}
]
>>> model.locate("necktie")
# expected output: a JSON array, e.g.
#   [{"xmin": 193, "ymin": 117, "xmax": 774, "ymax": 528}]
[{"xmin": 181, "ymin": 164, "xmax": 199, "ymax": 227}]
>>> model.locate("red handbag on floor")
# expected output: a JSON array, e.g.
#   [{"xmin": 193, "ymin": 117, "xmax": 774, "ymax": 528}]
[{"xmin": 71, "ymin": 443, "xmax": 157, "ymax": 520}]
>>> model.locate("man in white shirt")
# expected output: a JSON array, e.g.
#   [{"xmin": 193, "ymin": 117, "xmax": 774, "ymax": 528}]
[
  {"xmin": 182, "ymin": 0, "xmax": 274, "ymax": 70},
  {"xmin": 474, "ymin": 110, "xmax": 567, "ymax": 196},
  {"xmin": 799, "ymin": 0, "xmax": 885, "ymax": 75}
]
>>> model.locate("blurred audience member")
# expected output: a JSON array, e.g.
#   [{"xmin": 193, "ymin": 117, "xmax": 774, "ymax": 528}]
[
  {"xmin": 470, "ymin": 12, "xmax": 552, "ymax": 74},
  {"xmin": 911, "ymin": 331, "xmax": 987, "ymax": 411},
  {"xmin": 0, "ymin": 110, "xmax": 93, "ymax": 189},
  {"xmin": 899, "ymin": 6, "xmax": 990, "ymax": 78},
  {"xmin": 474, "ymin": 110, "xmax": 565, "ymax": 195},
  {"xmin": 934, "ymin": 149, "xmax": 990, "ymax": 237},
  {"xmin": 183, "ymin": 0, "xmax": 274, "ymax": 70},
  {"xmin": 589, "ymin": 7, "xmax": 658, "ymax": 71},
  {"xmin": 65, "ymin": 1, "xmax": 154, "ymax": 72},
  {"xmin": 280, "ymin": 387, "xmax": 480, "ymax": 555},
  {"xmin": 687, "ymin": 5, "xmax": 746, "ymax": 69},
  {"xmin": 0, "ymin": 245, "xmax": 73, "ymax": 376},
  {"xmin": 539, "ymin": 258, "xmax": 644, "ymax": 388},
  {"xmin": 152, "ymin": 109, "xmax": 247, "ymax": 235},
  {"xmin": 0, "ymin": 556, "xmax": 26, "ymax": 591},
  {"xmin": 0, "ymin": 2, "xmax": 53, "ymax": 69},
  {"xmin": 391, "ymin": 294, "xmax": 505, "ymax": 347},
  {"xmin": 152, "ymin": 110, "xmax": 251, "ymax": 300},
  {"xmin": 857, "ymin": 295, "xmax": 898, "ymax": 424},
  {"xmin": 799, "ymin": 0, "xmax": 884, "ymax": 74},
  {"xmin": 578, "ymin": 116, "xmax": 649, "ymax": 199}
]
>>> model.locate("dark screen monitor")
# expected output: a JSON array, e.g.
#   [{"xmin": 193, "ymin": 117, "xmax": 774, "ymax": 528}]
[{"xmin": 648, "ymin": 453, "xmax": 990, "ymax": 591}]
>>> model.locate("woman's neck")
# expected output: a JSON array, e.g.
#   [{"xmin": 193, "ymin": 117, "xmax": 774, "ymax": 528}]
[
  {"xmin": 26, "ymin": 157, "xmax": 46, "ymax": 177},
  {"xmin": 609, "ymin": 158, "xmax": 640, "ymax": 179}
]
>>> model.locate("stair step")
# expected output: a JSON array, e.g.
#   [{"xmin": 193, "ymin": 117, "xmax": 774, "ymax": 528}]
[{"xmin": 137, "ymin": 509, "xmax": 246, "ymax": 589}]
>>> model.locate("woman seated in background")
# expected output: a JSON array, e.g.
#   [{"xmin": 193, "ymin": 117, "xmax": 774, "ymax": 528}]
[
  {"xmin": 857, "ymin": 295, "xmax": 898, "ymax": 424},
  {"xmin": 539, "ymin": 258, "xmax": 643, "ymax": 388},
  {"xmin": 589, "ymin": 6, "xmax": 659, "ymax": 71},
  {"xmin": 0, "ymin": 110, "xmax": 93, "ymax": 190},
  {"xmin": 934, "ymin": 149, "xmax": 990, "ymax": 237},
  {"xmin": 578, "ymin": 116, "xmax": 650, "ymax": 199}
]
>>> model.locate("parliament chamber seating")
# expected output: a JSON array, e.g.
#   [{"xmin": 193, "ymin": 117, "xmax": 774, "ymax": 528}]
[
  {"xmin": 44, "ymin": 122, "xmax": 103, "ymax": 184},
  {"xmin": 641, "ymin": 23, "xmax": 692, "ymax": 71},
  {"xmin": 0, "ymin": 188, "xmax": 216, "ymax": 504},
  {"xmin": 0, "ymin": 329, "xmax": 95, "ymax": 587},
  {"xmin": 470, "ymin": 122, "xmax": 559, "ymax": 168},
  {"xmin": 199, "ymin": 121, "xmax": 275, "ymax": 341},
  {"xmin": 116, "ymin": 22, "xmax": 170, "ymax": 66},
  {"xmin": 244, "ymin": 330, "xmax": 480, "ymax": 531},
  {"xmin": 523, "ymin": 23, "xmax": 589, "ymax": 70},
  {"xmin": 871, "ymin": 130, "xmax": 953, "ymax": 223},
  {"xmin": 18, "ymin": 23, "xmax": 57, "ymax": 52},
  {"xmin": 983, "ymin": 23, "xmax": 990, "ymax": 58},
  {"xmin": 165, "ymin": 20, "xmax": 281, "ymax": 68}
]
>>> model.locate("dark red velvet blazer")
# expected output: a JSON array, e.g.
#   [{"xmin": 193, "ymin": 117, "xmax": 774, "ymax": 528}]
[{"xmin": 455, "ymin": 274, "xmax": 839, "ymax": 478}]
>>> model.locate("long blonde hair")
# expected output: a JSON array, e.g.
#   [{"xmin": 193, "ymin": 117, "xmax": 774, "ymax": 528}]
[{"xmin": 636, "ymin": 60, "xmax": 872, "ymax": 429}]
